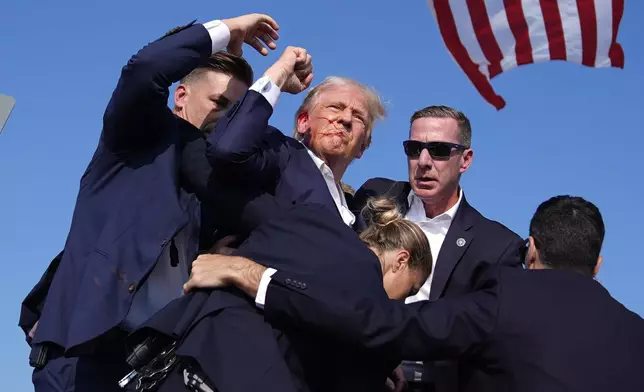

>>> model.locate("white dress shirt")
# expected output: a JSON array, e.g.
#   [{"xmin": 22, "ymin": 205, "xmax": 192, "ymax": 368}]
[{"xmin": 404, "ymin": 189, "xmax": 463, "ymax": 303}]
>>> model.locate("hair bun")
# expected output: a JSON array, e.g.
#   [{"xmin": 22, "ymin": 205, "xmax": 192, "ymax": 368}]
[{"xmin": 362, "ymin": 197, "xmax": 404, "ymax": 227}]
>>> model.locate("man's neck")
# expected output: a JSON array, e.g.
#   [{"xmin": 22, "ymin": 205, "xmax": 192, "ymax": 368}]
[
  {"xmin": 422, "ymin": 188, "xmax": 460, "ymax": 219},
  {"xmin": 306, "ymin": 142, "xmax": 350, "ymax": 181},
  {"xmin": 324, "ymin": 155, "xmax": 350, "ymax": 181}
]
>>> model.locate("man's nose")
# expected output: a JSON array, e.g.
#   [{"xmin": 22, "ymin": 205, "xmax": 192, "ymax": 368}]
[
  {"xmin": 417, "ymin": 148, "xmax": 433, "ymax": 167},
  {"xmin": 335, "ymin": 109, "xmax": 353, "ymax": 130}
]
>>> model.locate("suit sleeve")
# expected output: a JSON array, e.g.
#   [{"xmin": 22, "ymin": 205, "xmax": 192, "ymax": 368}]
[
  {"xmin": 102, "ymin": 22, "xmax": 221, "ymax": 152},
  {"xmin": 205, "ymin": 89, "xmax": 282, "ymax": 179},
  {"xmin": 263, "ymin": 267, "xmax": 499, "ymax": 361},
  {"xmin": 497, "ymin": 235, "xmax": 525, "ymax": 269}
]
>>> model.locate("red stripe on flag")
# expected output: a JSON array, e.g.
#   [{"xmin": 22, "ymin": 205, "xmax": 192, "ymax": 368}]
[
  {"xmin": 539, "ymin": 0, "xmax": 567, "ymax": 60},
  {"xmin": 466, "ymin": 0, "xmax": 504, "ymax": 78},
  {"xmin": 503, "ymin": 0, "xmax": 534, "ymax": 66},
  {"xmin": 576, "ymin": 0, "xmax": 598, "ymax": 67},
  {"xmin": 433, "ymin": 0, "xmax": 506, "ymax": 109},
  {"xmin": 609, "ymin": 0, "xmax": 625, "ymax": 67}
]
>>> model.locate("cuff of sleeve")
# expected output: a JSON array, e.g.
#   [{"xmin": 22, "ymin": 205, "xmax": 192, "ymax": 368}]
[
  {"xmin": 203, "ymin": 20, "xmax": 231, "ymax": 54},
  {"xmin": 255, "ymin": 267, "xmax": 277, "ymax": 309},
  {"xmin": 249, "ymin": 76, "xmax": 281, "ymax": 109}
]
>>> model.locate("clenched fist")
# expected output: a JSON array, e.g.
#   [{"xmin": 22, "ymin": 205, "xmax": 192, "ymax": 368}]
[{"xmin": 263, "ymin": 46, "xmax": 314, "ymax": 95}]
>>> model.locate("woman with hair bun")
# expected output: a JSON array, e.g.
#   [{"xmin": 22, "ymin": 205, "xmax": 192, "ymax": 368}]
[{"xmin": 360, "ymin": 197, "xmax": 433, "ymax": 300}]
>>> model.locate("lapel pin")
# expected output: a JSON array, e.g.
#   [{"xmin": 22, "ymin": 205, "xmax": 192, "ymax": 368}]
[{"xmin": 456, "ymin": 238, "xmax": 466, "ymax": 247}]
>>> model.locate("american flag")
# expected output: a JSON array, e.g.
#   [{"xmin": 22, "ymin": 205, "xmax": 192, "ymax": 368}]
[{"xmin": 428, "ymin": 0, "xmax": 625, "ymax": 109}]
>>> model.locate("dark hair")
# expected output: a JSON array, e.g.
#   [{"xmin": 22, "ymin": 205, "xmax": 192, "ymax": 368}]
[
  {"xmin": 180, "ymin": 51, "xmax": 254, "ymax": 87},
  {"xmin": 360, "ymin": 197, "xmax": 432, "ymax": 278},
  {"xmin": 410, "ymin": 105, "xmax": 472, "ymax": 148},
  {"xmin": 529, "ymin": 195, "xmax": 605, "ymax": 277}
]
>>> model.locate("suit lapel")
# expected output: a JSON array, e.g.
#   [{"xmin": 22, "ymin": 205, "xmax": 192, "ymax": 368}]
[
  {"xmin": 429, "ymin": 197, "xmax": 476, "ymax": 300},
  {"xmin": 290, "ymin": 145, "xmax": 339, "ymax": 217}
]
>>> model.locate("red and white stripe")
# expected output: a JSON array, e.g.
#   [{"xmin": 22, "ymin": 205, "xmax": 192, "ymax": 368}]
[{"xmin": 427, "ymin": 0, "xmax": 625, "ymax": 109}]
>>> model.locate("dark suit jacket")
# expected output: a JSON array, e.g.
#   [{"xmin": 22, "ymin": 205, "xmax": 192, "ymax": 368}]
[
  {"xmin": 352, "ymin": 177, "xmax": 524, "ymax": 390},
  {"xmin": 205, "ymin": 89, "xmax": 341, "ymax": 224},
  {"xmin": 27, "ymin": 22, "xmax": 216, "ymax": 355},
  {"xmin": 131, "ymin": 203, "xmax": 398, "ymax": 392},
  {"xmin": 264, "ymin": 265, "xmax": 644, "ymax": 392},
  {"xmin": 352, "ymin": 177, "xmax": 524, "ymax": 301}
]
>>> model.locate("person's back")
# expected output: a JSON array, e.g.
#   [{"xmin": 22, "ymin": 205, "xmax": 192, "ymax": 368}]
[{"xmin": 462, "ymin": 267, "xmax": 644, "ymax": 392}]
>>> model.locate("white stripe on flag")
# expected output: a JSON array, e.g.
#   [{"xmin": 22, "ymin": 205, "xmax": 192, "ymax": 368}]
[
  {"xmin": 594, "ymin": 0, "xmax": 614, "ymax": 67},
  {"xmin": 449, "ymin": 0, "xmax": 490, "ymax": 78},
  {"xmin": 485, "ymin": 1, "xmax": 518, "ymax": 72},
  {"xmin": 522, "ymin": 0, "xmax": 551, "ymax": 63},
  {"xmin": 559, "ymin": 0, "xmax": 584, "ymax": 64}
]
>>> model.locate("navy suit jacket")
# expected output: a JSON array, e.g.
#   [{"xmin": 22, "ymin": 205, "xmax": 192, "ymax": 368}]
[
  {"xmin": 352, "ymin": 177, "xmax": 524, "ymax": 390},
  {"xmin": 28, "ymin": 22, "xmax": 216, "ymax": 355},
  {"xmin": 352, "ymin": 178, "xmax": 524, "ymax": 301},
  {"xmin": 130, "ymin": 203, "xmax": 398, "ymax": 392},
  {"xmin": 205, "ymin": 89, "xmax": 340, "ymax": 222},
  {"xmin": 264, "ymin": 266, "xmax": 644, "ymax": 392}
]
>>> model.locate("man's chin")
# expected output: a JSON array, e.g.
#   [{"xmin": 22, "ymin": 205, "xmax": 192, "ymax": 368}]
[{"xmin": 412, "ymin": 186, "xmax": 438, "ymax": 200}]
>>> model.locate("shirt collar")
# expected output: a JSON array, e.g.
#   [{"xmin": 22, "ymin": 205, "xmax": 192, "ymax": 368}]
[
  {"xmin": 407, "ymin": 188, "xmax": 463, "ymax": 222},
  {"xmin": 305, "ymin": 145, "xmax": 327, "ymax": 171}
]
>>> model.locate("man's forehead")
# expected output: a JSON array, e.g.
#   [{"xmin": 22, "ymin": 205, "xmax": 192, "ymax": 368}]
[
  {"xmin": 317, "ymin": 85, "xmax": 367, "ymax": 107},
  {"xmin": 409, "ymin": 117, "xmax": 459, "ymax": 141}
]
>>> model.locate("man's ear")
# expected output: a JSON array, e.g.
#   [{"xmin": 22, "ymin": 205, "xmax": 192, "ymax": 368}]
[
  {"xmin": 174, "ymin": 84, "xmax": 188, "ymax": 111},
  {"xmin": 525, "ymin": 236, "xmax": 538, "ymax": 270},
  {"xmin": 296, "ymin": 112, "xmax": 310, "ymax": 138},
  {"xmin": 459, "ymin": 148, "xmax": 474, "ymax": 174},
  {"xmin": 593, "ymin": 255, "xmax": 603, "ymax": 278}
]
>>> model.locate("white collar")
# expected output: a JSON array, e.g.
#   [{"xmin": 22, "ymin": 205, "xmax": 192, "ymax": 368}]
[{"xmin": 407, "ymin": 188, "xmax": 463, "ymax": 222}]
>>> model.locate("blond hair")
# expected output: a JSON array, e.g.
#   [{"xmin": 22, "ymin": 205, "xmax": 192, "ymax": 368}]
[{"xmin": 360, "ymin": 197, "xmax": 432, "ymax": 277}]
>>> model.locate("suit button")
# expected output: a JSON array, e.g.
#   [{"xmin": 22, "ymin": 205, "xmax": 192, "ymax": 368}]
[
  {"xmin": 285, "ymin": 278, "xmax": 291, "ymax": 285},
  {"xmin": 128, "ymin": 284, "xmax": 135, "ymax": 293},
  {"xmin": 300, "ymin": 283, "xmax": 307, "ymax": 290},
  {"xmin": 294, "ymin": 281, "xmax": 301, "ymax": 288},
  {"xmin": 161, "ymin": 239, "xmax": 168, "ymax": 247}
]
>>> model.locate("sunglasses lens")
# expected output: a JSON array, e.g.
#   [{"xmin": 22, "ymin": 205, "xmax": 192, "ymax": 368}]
[
  {"xmin": 428, "ymin": 143, "xmax": 452, "ymax": 158},
  {"xmin": 403, "ymin": 141, "xmax": 422, "ymax": 157}
]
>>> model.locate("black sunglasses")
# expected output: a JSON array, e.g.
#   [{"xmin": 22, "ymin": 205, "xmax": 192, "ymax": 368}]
[{"xmin": 403, "ymin": 140, "xmax": 468, "ymax": 160}]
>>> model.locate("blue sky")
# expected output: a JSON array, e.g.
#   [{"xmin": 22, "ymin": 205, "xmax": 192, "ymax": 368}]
[{"xmin": 1, "ymin": 0, "xmax": 642, "ymax": 389}]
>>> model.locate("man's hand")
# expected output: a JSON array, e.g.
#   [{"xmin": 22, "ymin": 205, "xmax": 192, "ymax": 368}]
[
  {"xmin": 263, "ymin": 46, "xmax": 314, "ymax": 94},
  {"xmin": 222, "ymin": 14, "xmax": 280, "ymax": 56},
  {"xmin": 184, "ymin": 254, "xmax": 266, "ymax": 298}
]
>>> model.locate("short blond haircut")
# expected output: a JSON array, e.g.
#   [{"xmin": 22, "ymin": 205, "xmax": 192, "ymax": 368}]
[{"xmin": 292, "ymin": 76, "xmax": 386, "ymax": 150}]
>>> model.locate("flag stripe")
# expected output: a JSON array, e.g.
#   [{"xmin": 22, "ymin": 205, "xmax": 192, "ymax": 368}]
[
  {"xmin": 503, "ymin": 0, "xmax": 534, "ymax": 65},
  {"xmin": 560, "ymin": 1, "xmax": 583, "ymax": 64},
  {"xmin": 485, "ymin": 2, "xmax": 518, "ymax": 73},
  {"xmin": 427, "ymin": 0, "xmax": 625, "ymax": 109},
  {"xmin": 609, "ymin": 0, "xmax": 625, "ymax": 67},
  {"xmin": 539, "ymin": 0, "xmax": 567, "ymax": 60},
  {"xmin": 433, "ymin": 1, "xmax": 506, "ymax": 109},
  {"xmin": 450, "ymin": 1, "xmax": 491, "ymax": 77},
  {"xmin": 522, "ymin": 0, "xmax": 550, "ymax": 63},
  {"xmin": 577, "ymin": 0, "xmax": 598, "ymax": 66},
  {"xmin": 467, "ymin": 0, "xmax": 504, "ymax": 77}
]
